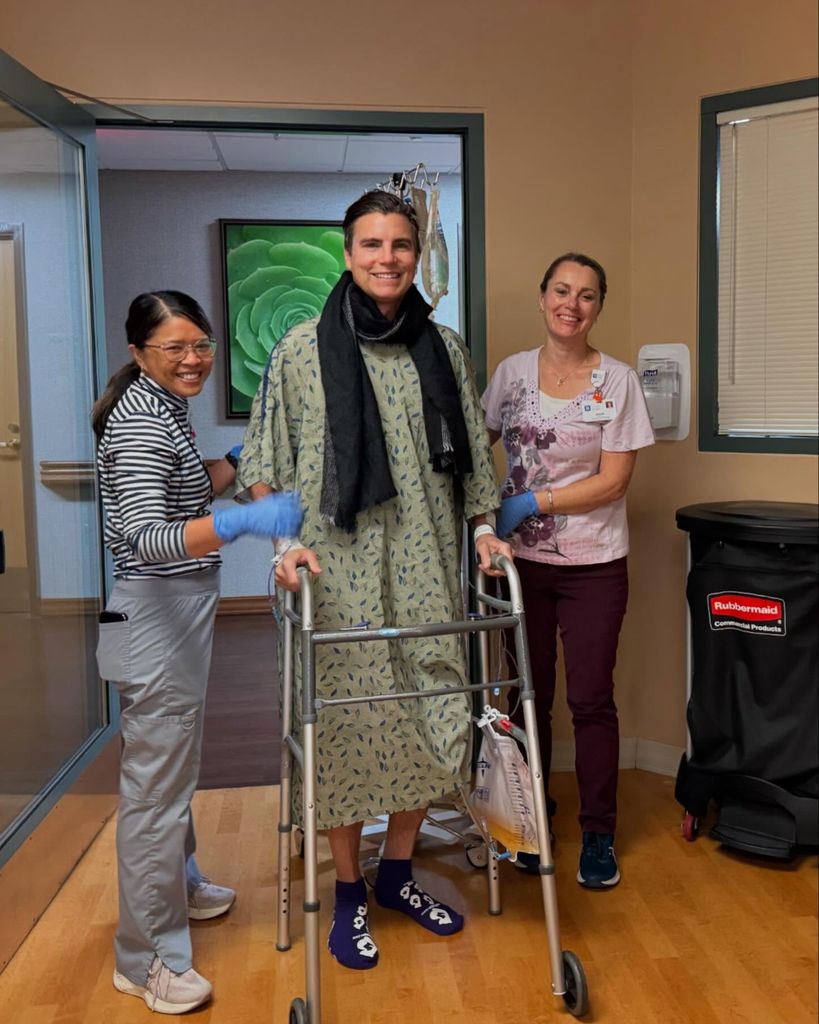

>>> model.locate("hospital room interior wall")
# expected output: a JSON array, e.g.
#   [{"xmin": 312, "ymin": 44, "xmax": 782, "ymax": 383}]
[
  {"xmin": 0, "ymin": 0, "xmax": 635, "ymax": 744},
  {"xmin": 10, "ymin": 3, "xmax": 817, "ymax": 756},
  {"xmin": 623, "ymin": 0, "xmax": 819, "ymax": 751}
]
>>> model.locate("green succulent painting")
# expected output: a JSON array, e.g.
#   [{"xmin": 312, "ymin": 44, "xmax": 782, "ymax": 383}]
[{"xmin": 222, "ymin": 221, "xmax": 345, "ymax": 415}]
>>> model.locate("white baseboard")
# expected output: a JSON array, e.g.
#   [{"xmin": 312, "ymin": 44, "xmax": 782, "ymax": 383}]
[
  {"xmin": 634, "ymin": 738, "xmax": 684, "ymax": 777},
  {"xmin": 551, "ymin": 736, "xmax": 682, "ymax": 777}
]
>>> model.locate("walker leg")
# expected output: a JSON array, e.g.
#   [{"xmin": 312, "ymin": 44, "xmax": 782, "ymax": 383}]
[
  {"xmin": 301, "ymin": 591, "xmax": 322, "ymax": 1024},
  {"xmin": 510, "ymin": 592, "xmax": 570, "ymax": 1000},
  {"xmin": 303, "ymin": 721, "xmax": 321, "ymax": 1024},
  {"xmin": 277, "ymin": 604, "xmax": 295, "ymax": 953},
  {"xmin": 487, "ymin": 849, "xmax": 502, "ymax": 915},
  {"xmin": 476, "ymin": 568, "xmax": 503, "ymax": 917}
]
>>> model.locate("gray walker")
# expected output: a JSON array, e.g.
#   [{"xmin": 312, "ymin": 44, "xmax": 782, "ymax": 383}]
[{"xmin": 276, "ymin": 554, "xmax": 589, "ymax": 1023}]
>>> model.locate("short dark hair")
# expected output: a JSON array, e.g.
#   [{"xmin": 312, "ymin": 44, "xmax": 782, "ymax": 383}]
[
  {"xmin": 540, "ymin": 252, "xmax": 608, "ymax": 308},
  {"xmin": 343, "ymin": 190, "xmax": 421, "ymax": 255},
  {"xmin": 92, "ymin": 291, "xmax": 213, "ymax": 439}
]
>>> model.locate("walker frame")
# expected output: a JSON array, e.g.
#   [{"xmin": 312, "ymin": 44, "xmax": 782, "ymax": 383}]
[{"xmin": 276, "ymin": 553, "xmax": 589, "ymax": 1022}]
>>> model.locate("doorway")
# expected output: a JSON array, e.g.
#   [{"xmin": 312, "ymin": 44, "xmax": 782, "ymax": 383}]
[{"xmin": 93, "ymin": 123, "xmax": 474, "ymax": 606}]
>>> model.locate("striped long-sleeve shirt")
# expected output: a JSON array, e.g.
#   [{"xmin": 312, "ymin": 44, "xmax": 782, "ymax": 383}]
[{"xmin": 97, "ymin": 373, "xmax": 220, "ymax": 578}]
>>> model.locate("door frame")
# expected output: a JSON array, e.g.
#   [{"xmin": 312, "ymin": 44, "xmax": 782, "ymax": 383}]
[
  {"xmin": 88, "ymin": 104, "xmax": 489, "ymax": 386},
  {"xmin": 0, "ymin": 49, "xmax": 118, "ymax": 867},
  {"xmin": 0, "ymin": 224, "xmax": 38, "ymax": 609}
]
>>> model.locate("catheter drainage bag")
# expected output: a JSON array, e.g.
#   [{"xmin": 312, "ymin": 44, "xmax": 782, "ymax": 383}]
[{"xmin": 470, "ymin": 725, "xmax": 538, "ymax": 855}]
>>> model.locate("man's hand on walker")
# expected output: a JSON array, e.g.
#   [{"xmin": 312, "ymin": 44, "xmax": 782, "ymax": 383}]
[
  {"xmin": 475, "ymin": 534, "xmax": 513, "ymax": 576},
  {"xmin": 275, "ymin": 546, "xmax": 322, "ymax": 591}
]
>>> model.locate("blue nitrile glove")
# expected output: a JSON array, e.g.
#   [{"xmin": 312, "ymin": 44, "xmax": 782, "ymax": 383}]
[
  {"xmin": 224, "ymin": 444, "xmax": 243, "ymax": 469},
  {"xmin": 212, "ymin": 492, "xmax": 303, "ymax": 543},
  {"xmin": 496, "ymin": 491, "xmax": 539, "ymax": 538}
]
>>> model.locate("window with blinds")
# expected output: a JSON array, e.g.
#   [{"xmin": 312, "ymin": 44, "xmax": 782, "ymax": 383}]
[{"xmin": 699, "ymin": 79, "xmax": 819, "ymax": 454}]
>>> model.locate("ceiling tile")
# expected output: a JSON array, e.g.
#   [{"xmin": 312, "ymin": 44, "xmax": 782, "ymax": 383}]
[
  {"xmin": 342, "ymin": 137, "xmax": 462, "ymax": 174},
  {"xmin": 214, "ymin": 133, "xmax": 347, "ymax": 172}
]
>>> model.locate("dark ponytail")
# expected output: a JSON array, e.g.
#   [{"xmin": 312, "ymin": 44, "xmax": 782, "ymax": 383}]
[
  {"xmin": 92, "ymin": 361, "xmax": 141, "ymax": 440},
  {"xmin": 91, "ymin": 290, "xmax": 213, "ymax": 440}
]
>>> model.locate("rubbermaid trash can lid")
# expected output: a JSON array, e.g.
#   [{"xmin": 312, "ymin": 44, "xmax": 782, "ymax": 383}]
[{"xmin": 676, "ymin": 501, "xmax": 819, "ymax": 544}]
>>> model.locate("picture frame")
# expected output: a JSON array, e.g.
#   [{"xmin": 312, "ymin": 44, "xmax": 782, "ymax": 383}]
[{"xmin": 220, "ymin": 218, "xmax": 345, "ymax": 417}]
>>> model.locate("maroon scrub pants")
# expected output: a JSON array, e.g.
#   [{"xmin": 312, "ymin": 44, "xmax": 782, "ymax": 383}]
[{"xmin": 508, "ymin": 555, "xmax": 629, "ymax": 835}]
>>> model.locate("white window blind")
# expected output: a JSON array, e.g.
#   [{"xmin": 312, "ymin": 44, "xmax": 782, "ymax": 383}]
[{"xmin": 717, "ymin": 96, "xmax": 818, "ymax": 437}]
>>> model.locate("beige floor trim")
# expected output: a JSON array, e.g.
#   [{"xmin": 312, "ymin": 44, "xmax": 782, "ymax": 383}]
[{"xmin": 552, "ymin": 736, "xmax": 683, "ymax": 776}]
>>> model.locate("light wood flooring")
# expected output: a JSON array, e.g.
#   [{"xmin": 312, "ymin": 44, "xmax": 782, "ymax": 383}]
[{"xmin": 0, "ymin": 771, "xmax": 816, "ymax": 1024}]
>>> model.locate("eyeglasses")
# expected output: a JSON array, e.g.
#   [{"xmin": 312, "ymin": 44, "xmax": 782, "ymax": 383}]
[{"xmin": 142, "ymin": 338, "xmax": 218, "ymax": 362}]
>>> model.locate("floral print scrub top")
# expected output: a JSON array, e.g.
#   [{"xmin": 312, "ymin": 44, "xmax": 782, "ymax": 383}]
[
  {"xmin": 238, "ymin": 318, "xmax": 500, "ymax": 829},
  {"xmin": 482, "ymin": 347, "xmax": 654, "ymax": 566}
]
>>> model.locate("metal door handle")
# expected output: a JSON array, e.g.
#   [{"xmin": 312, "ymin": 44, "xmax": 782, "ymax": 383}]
[{"xmin": 0, "ymin": 438, "xmax": 20, "ymax": 449}]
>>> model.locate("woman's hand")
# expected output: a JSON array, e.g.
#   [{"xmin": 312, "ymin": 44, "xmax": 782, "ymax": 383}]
[
  {"xmin": 212, "ymin": 492, "xmax": 303, "ymax": 543},
  {"xmin": 496, "ymin": 491, "xmax": 539, "ymax": 538},
  {"xmin": 475, "ymin": 534, "xmax": 514, "ymax": 576},
  {"xmin": 209, "ymin": 444, "xmax": 244, "ymax": 495},
  {"xmin": 275, "ymin": 546, "xmax": 322, "ymax": 591}
]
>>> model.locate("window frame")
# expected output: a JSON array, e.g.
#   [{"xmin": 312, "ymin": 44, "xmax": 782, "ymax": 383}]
[{"xmin": 698, "ymin": 77, "xmax": 819, "ymax": 455}]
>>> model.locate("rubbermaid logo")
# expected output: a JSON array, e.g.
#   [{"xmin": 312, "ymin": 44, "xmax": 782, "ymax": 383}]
[{"xmin": 707, "ymin": 591, "xmax": 786, "ymax": 636}]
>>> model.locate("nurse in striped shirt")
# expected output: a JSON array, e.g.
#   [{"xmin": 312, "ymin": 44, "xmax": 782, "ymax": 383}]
[{"xmin": 92, "ymin": 291, "xmax": 302, "ymax": 1015}]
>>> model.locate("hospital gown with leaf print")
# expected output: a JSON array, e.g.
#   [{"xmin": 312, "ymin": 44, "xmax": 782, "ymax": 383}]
[{"xmin": 237, "ymin": 317, "xmax": 499, "ymax": 829}]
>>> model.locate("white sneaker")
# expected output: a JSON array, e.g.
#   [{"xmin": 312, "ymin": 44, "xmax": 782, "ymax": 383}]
[
  {"xmin": 187, "ymin": 878, "xmax": 236, "ymax": 920},
  {"xmin": 113, "ymin": 956, "xmax": 212, "ymax": 1014}
]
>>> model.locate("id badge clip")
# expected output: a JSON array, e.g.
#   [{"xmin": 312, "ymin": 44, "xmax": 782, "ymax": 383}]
[{"xmin": 583, "ymin": 369, "xmax": 615, "ymax": 421}]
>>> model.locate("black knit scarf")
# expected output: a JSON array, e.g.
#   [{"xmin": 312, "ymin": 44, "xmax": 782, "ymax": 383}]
[{"xmin": 317, "ymin": 271, "xmax": 473, "ymax": 533}]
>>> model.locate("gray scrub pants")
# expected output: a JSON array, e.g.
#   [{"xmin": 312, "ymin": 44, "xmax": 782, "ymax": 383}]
[{"xmin": 96, "ymin": 568, "xmax": 220, "ymax": 984}]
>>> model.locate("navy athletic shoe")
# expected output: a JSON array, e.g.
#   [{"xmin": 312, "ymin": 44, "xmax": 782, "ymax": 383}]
[{"xmin": 577, "ymin": 832, "xmax": 620, "ymax": 889}]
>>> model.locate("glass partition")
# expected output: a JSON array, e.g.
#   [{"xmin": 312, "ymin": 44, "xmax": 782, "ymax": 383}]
[{"xmin": 0, "ymin": 96, "xmax": 106, "ymax": 843}]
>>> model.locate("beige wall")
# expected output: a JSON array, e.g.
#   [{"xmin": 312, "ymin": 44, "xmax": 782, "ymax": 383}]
[
  {"xmin": 626, "ymin": 0, "xmax": 819, "ymax": 747},
  {"xmin": 1, "ymin": 0, "xmax": 816, "ymax": 750}
]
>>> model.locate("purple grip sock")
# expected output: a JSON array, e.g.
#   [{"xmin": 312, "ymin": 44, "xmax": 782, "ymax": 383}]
[
  {"xmin": 327, "ymin": 878, "xmax": 379, "ymax": 970},
  {"xmin": 374, "ymin": 858, "xmax": 464, "ymax": 936}
]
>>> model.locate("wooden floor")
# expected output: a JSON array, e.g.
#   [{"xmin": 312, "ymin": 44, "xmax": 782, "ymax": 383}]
[{"xmin": 0, "ymin": 771, "xmax": 815, "ymax": 1024}]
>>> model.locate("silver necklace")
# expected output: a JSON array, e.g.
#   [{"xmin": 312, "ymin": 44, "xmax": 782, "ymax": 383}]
[{"xmin": 544, "ymin": 352, "xmax": 590, "ymax": 387}]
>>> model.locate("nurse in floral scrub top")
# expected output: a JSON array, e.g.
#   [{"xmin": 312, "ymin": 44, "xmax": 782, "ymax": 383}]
[{"xmin": 482, "ymin": 253, "xmax": 654, "ymax": 889}]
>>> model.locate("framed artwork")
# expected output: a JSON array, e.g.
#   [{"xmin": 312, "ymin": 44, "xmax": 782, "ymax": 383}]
[{"xmin": 220, "ymin": 219, "xmax": 345, "ymax": 417}]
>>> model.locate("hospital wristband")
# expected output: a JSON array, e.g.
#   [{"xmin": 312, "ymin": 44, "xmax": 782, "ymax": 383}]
[
  {"xmin": 271, "ymin": 537, "xmax": 305, "ymax": 567},
  {"xmin": 473, "ymin": 524, "xmax": 496, "ymax": 542}
]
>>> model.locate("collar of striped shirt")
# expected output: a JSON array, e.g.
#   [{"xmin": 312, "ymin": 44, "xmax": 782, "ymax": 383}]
[{"xmin": 136, "ymin": 372, "xmax": 190, "ymax": 421}]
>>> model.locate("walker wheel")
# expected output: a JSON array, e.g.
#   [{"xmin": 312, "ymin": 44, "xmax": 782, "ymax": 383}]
[
  {"xmin": 681, "ymin": 812, "xmax": 700, "ymax": 842},
  {"xmin": 293, "ymin": 828, "xmax": 305, "ymax": 859},
  {"xmin": 289, "ymin": 997, "xmax": 308, "ymax": 1024},
  {"xmin": 465, "ymin": 839, "xmax": 489, "ymax": 869},
  {"xmin": 560, "ymin": 950, "xmax": 589, "ymax": 1017}
]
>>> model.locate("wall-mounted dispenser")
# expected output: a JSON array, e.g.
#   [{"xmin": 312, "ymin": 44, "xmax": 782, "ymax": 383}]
[{"xmin": 638, "ymin": 343, "xmax": 691, "ymax": 441}]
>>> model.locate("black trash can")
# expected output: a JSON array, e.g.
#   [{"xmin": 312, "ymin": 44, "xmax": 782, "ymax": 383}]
[{"xmin": 675, "ymin": 501, "xmax": 819, "ymax": 858}]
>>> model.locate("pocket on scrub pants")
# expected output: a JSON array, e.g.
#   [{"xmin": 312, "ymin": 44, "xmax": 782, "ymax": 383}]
[{"xmin": 96, "ymin": 613, "xmax": 132, "ymax": 682}]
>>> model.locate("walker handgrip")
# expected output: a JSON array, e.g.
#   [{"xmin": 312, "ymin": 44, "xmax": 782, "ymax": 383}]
[
  {"xmin": 483, "ymin": 553, "xmax": 523, "ymax": 612},
  {"xmin": 489, "ymin": 552, "xmax": 515, "ymax": 576}
]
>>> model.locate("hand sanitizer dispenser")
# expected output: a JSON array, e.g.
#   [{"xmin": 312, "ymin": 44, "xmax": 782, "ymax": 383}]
[{"xmin": 637, "ymin": 343, "xmax": 690, "ymax": 441}]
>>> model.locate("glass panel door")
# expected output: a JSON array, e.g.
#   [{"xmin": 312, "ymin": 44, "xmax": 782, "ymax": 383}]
[{"xmin": 0, "ymin": 53, "xmax": 108, "ymax": 856}]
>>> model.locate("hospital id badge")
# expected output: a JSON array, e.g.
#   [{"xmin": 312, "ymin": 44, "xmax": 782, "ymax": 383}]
[{"xmin": 581, "ymin": 397, "xmax": 617, "ymax": 421}]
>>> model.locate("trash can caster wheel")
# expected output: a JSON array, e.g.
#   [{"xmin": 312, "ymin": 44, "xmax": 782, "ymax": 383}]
[
  {"xmin": 294, "ymin": 828, "xmax": 305, "ymax": 859},
  {"xmin": 465, "ymin": 840, "xmax": 488, "ymax": 869},
  {"xmin": 289, "ymin": 997, "xmax": 308, "ymax": 1024},
  {"xmin": 561, "ymin": 950, "xmax": 589, "ymax": 1017},
  {"xmin": 681, "ymin": 812, "xmax": 699, "ymax": 842}
]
